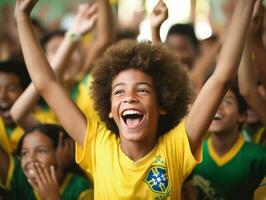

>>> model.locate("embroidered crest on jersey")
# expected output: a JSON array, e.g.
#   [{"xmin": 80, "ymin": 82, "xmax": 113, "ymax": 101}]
[{"xmin": 144, "ymin": 165, "xmax": 170, "ymax": 199}]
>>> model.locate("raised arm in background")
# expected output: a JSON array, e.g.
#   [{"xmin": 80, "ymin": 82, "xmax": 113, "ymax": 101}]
[
  {"xmin": 150, "ymin": 0, "xmax": 168, "ymax": 44},
  {"xmin": 15, "ymin": 0, "xmax": 87, "ymax": 146},
  {"xmin": 238, "ymin": 3, "xmax": 266, "ymax": 126},
  {"xmin": 185, "ymin": 0, "xmax": 258, "ymax": 154},
  {"xmin": 11, "ymin": 2, "xmax": 97, "ymax": 130},
  {"xmin": 250, "ymin": 4, "xmax": 266, "ymax": 89},
  {"xmin": 81, "ymin": 0, "xmax": 114, "ymax": 73}
]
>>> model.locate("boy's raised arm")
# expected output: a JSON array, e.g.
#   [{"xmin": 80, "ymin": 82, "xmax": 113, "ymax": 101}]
[
  {"xmin": 151, "ymin": 0, "xmax": 168, "ymax": 44},
  {"xmin": 11, "ymin": 3, "xmax": 97, "ymax": 130},
  {"xmin": 185, "ymin": 0, "xmax": 257, "ymax": 154},
  {"xmin": 15, "ymin": 0, "xmax": 87, "ymax": 146},
  {"xmin": 238, "ymin": 4, "xmax": 266, "ymax": 127},
  {"xmin": 82, "ymin": 0, "xmax": 113, "ymax": 73}
]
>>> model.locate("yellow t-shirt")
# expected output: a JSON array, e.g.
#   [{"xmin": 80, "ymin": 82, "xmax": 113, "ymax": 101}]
[
  {"xmin": 75, "ymin": 74, "xmax": 100, "ymax": 122},
  {"xmin": 76, "ymin": 119, "xmax": 202, "ymax": 199},
  {"xmin": 0, "ymin": 110, "xmax": 57, "ymax": 154}
]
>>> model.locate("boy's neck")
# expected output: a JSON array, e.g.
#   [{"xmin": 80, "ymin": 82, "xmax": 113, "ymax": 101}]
[
  {"xmin": 210, "ymin": 128, "xmax": 239, "ymax": 157},
  {"xmin": 120, "ymin": 138, "xmax": 157, "ymax": 162}
]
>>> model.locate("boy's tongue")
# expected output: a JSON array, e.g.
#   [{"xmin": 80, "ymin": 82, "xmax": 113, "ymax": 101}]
[{"xmin": 126, "ymin": 118, "xmax": 141, "ymax": 128}]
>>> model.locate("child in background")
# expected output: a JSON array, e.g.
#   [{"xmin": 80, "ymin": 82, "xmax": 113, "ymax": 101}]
[
  {"xmin": 185, "ymin": 82, "xmax": 266, "ymax": 199},
  {"xmin": 15, "ymin": 0, "xmax": 258, "ymax": 199},
  {"xmin": 0, "ymin": 124, "xmax": 93, "ymax": 200},
  {"xmin": 0, "ymin": 60, "xmax": 30, "ymax": 154}
]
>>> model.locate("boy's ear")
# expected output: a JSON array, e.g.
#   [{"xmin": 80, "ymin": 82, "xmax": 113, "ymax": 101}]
[
  {"xmin": 109, "ymin": 112, "xmax": 113, "ymax": 118},
  {"xmin": 159, "ymin": 108, "xmax": 167, "ymax": 115}
]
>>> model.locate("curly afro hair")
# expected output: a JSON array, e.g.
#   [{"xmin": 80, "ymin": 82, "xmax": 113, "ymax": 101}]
[{"xmin": 91, "ymin": 40, "xmax": 193, "ymax": 136}]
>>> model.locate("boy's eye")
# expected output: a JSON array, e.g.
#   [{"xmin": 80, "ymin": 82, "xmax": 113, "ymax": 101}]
[
  {"xmin": 7, "ymin": 84, "xmax": 21, "ymax": 92},
  {"xmin": 137, "ymin": 88, "xmax": 149, "ymax": 94},
  {"xmin": 37, "ymin": 148, "xmax": 47, "ymax": 154},
  {"xmin": 114, "ymin": 89, "xmax": 124, "ymax": 96},
  {"xmin": 222, "ymin": 99, "xmax": 233, "ymax": 106},
  {"xmin": 21, "ymin": 151, "xmax": 28, "ymax": 157}
]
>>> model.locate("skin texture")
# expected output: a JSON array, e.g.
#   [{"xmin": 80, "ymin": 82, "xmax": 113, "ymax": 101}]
[
  {"xmin": 109, "ymin": 69, "xmax": 165, "ymax": 160},
  {"xmin": 15, "ymin": 0, "xmax": 257, "ymax": 162},
  {"xmin": 0, "ymin": 72, "xmax": 23, "ymax": 127},
  {"xmin": 21, "ymin": 131, "xmax": 60, "ymax": 200}
]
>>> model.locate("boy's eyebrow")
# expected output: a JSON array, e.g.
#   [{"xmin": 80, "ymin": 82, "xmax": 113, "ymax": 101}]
[{"xmin": 112, "ymin": 82, "xmax": 154, "ymax": 90}]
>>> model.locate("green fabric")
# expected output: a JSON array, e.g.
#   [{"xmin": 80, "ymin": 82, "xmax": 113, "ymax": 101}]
[{"xmin": 191, "ymin": 140, "xmax": 266, "ymax": 200}]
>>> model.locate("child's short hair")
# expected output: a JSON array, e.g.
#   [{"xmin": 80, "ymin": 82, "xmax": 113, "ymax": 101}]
[
  {"xmin": 16, "ymin": 124, "xmax": 69, "ymax": 155},
  {"xmin": 91, "ymin": 40, "xmax": 192, "ymax": 136},
  {"xmin": 166, "ymin": 23, "xmax": 199, "ymax": 49},
  {"xmin": 230, "ymin": 80, "xmax": 247, "ymax": 115},
  {"xmin": 40, "ymin": 29, "xmax": 66, "ymax": 51},
  {"xmin": 0, "ymin": 59, "xmax": 31, "ymax": 89}
]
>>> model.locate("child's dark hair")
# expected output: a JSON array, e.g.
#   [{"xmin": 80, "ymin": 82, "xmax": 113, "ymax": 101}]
[
  {"xmin": 40, "ymin": 29, "xmax": 66, "ymax": 51},
  {"xmin": 0, "ymin": 59, "xmax": 31, "ymax": 89},
  {"xmin": 230, "ymin": 79, "xmax": 247, "ymax": 115},
  {"xmin": 166, "ymin": 23, "xmax": 199, "ymax": 49},
  {"xmin": 91, "ymin": 40, "xmax": 192, "ymax": 136},
  {"xmin": 16, "ymin": 124, "xmax": 69, "ymax": 155}
]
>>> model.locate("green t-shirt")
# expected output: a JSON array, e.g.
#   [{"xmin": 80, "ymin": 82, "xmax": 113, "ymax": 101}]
[
  {"xmin": 1, "ymin": 158, "xmax": 93, "ymax": 200},
  {"xmin": 191, "ymin": 135, "xmax": 266, "ymax": 200}
]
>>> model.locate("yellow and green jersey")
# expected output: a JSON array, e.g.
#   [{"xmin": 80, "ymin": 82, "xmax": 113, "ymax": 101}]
[
  {"xmin": 0, "ymin": 110, "xmax": 57, "ymax": 154},
  {"xmin": 76, "ymin": 119, "xmax": 202, "ymax": 199},
  {"xmin": 191, "ymin": 135, "xmax": 266, "ymax": 200},
  {"xmin": 0, "ymin": 157, "xmax": 93, "ymax": 200}
]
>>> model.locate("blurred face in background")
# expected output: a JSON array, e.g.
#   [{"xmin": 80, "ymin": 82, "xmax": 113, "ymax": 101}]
[
  {"xmin": 44, "ymin": 35, "xmax": 82, "ymax": 82},
  {"xmin": 0, "ymin": 72, "xmax": 23, "ymax": 127},
  {"xmin": 165, "ymin": 34, "xmax": 197, "ymax": 71}
]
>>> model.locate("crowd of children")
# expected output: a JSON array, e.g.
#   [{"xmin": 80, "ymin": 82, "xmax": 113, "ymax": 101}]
[{"xmin": 0, "ymin": 0, "xmax": 265, "ymax": 199}]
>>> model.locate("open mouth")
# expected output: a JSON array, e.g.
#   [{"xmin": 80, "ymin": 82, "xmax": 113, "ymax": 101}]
[
  {"xmin": 213, "ymin": 113, "xmax": 222, "ymax": 120},
  {"xmin": 122, "ymin": 109, "xmax": 144, "ymax": 128},
  {"xmin": 0, "ymin": 102, "xmax": 11, "ymax": 118}
]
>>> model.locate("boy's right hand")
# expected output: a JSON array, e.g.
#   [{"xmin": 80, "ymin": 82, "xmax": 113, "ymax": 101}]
[
  {"xmin": 15, "ymin": 0, "xmax": 38, "ymax": 19},
  {"xmin": 151, "ymin": 0, "xmax": 168, "ymax": 29},
  {"xmin": 68, "ymin": 2, "xmax": 98, "ymax": 36}
]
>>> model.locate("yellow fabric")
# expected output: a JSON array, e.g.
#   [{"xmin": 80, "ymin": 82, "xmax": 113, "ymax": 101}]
[
  {"xmin": 76, "ymin": 119, "xmax": 202, "ymax": 199},
  {"xmin": 77, "ymin": 189, "xmax": 94, "ymax": 200},
  {"xmin": 0, "ymin": 117, "xmax": 24, "ymax": 154},
  {"xmin": 0, "ymin": 110, "xmax": 57, "ymax": 154},
  {"xmin": 208, "ymin": 135, "xmax": 244, "ymax": 167},
  {"xmin": 254, "ymin": 177, "xmax": 266, "ymax": 200},
  {"xmin": 75, "ymin": 76, "xmax": 100, "ymax": 122}
]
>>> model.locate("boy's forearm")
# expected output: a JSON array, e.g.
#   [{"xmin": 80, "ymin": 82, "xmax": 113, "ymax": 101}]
[
  {"xmin": 16, "ymin": 14, "xmax": 57, "ymax": 92},
  {"xmin": 238, "ymin": 40, "xmax": 257, "ymax": 96},
  {"xmin": 82, "ymin": 0, "xmax": 113, "ymax": 73},
  {"xmin": 151, "ymin": 26, "xmax": 162, "ymax": 44},
  {"xmin": 10, "ymin": 83, "xmax": 40, "ymax": 123},
  {"xmin": 213, "ymin": 0, "xmax": 256, "ymax": 83}
]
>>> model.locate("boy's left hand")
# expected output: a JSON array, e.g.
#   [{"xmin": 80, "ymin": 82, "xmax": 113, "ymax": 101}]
[
  {"xmin": 15, "ymin": 0, "xmax": 38, "ymax": 19},
  {"xmin": 151, "ymin": 0, "xmax": 168, "ymax": 28}
]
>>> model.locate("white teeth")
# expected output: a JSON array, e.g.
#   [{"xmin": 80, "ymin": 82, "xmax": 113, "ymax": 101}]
[
  {"xmin": 122, "ymin": 110, "xmax": 142, "ymax": 116},
  {"xmin": 28, "ymin": 169, "xmax": 35, "ymax": 176},
  {"xmin": 0, "ymin": 102, "xmax": 9, "ymax": 109},
  {"xmin": 214, "ymin": 113, "xmax": 222, "ymax": 119}
]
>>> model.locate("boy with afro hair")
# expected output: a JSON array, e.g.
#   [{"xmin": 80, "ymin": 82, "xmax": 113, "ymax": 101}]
[{"xmin": 15, "ymin": 0, "xmax": 259, "ymax": 199}]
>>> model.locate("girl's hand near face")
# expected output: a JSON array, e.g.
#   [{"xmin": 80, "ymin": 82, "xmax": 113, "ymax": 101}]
[{"xmin": 27, "ymin": 162, "xmax": 60, "ymax": 200}]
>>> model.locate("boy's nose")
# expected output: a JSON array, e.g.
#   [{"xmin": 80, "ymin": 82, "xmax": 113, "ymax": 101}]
[{"xmin": 122, "ymin": 96, "xmax": 138, "ymax": 103}]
